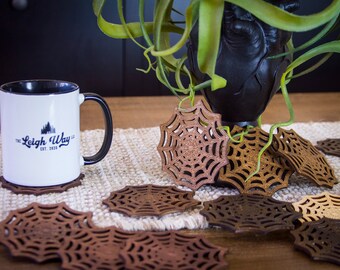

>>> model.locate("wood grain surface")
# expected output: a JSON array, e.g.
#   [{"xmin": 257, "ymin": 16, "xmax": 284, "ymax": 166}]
[{"xmin": 80, "ymin": 92, "xmax": 340, "ymax": 130}]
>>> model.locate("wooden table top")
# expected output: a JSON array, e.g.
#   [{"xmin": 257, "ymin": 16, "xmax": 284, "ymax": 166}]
[
  {"xmin": 1, "ymin": 92, "xmax": 340, "ymax": 270},
  {"xmin": 80, "ymin": 92, "xmax": 340, "ymax": 130}
]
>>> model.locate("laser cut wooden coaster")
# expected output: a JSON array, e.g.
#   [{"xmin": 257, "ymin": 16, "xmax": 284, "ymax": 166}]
[
  {"xmin": 293, "ymin": 192, "xmax": 340, "ymax": 223},
  {"xmin": 103, "ymin": 184, "xmax": 200, "ymax": 217},
  {"xmin": 58, "ymin": 227, "xmax": 138, "ymax": 270},
  {"xmin": 0, "ymin": 174, "xmax": 84, "ymax": 195},
  {"xmin": 316, "ymin": 138, "xmax": 340, "ymax": 157},
  {"xmin": 291, "ymin": 218, "xmax": 340, "ymax": 265},
  {"xmin": 218, "ymin": 127, "xmax": 294, "ymax": 196},
  {"xmin": 272, "ymin": 128, "xmax": 337, "ymax": 187},
  {"xmin": 121, "ymin": 231, "xmax": 228, "ymax": 270},
  {"xmin": 0, "ymin": 202, "xmax": 95, "ymax": 262},
  {"xmin": 200, "ymin": 194, "xmax": 301, "ymax": 234},
  {"xmin": 157, "ymin": 100, "xmax": 229, "ymax": 190}
]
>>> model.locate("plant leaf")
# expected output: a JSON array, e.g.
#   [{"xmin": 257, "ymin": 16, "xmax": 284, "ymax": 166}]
[
  {"xmin": 92, "ymin": 0, "xmax": 105, "ymax": 16},
  {"xmin": 269, "ymin": 15, "xmax": 339, "ymax": 59},
  {"xmin": 151, "ymin": 0, "xmax": 199, "ymax": 57},
  {"xmin": 198, "ymin": 0, "xmax": 226, "ymax": 90},
  {"xmin": 226, "ymin": 0, "xmax": 340, "ymax": 32},
  {"xmin": 290, "ymin": 53, "xmax": 333, "ymax": 79},
  {"xmin": 287, "ymin": 40, "xmax": 340, "ymax": 72},
  {"xmin": 93, "ymin": 0, "xmax": 182, "ymax": 39}
]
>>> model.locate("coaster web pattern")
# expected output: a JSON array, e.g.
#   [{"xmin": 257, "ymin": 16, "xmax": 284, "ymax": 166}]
[
  {"xmin": 157, "ymin": 100, "xmax": 229, "ymax": 190},
  {"xmin": 103, "ymin": 184, "xmax": 200, "ymax": 217},
  {"xmin": 201, "ymin": 194, "xmax": 301, "ymax": 234},
  {"xmin": 273, "ymin": 128, "xmax": 337, "ymax": 187},
  {"xmin": 293, "ymin": 192, "xmax": 340, "ymax": 222},
  {"xmin": 291, "ymin": 218, "xmax": 340, "ymax": 265},
  {"xmin": 218, "ymin": 127, "xmax": 293, "ymax": 195},
  {"xmin": 121, "ymin": 231, "xmax": 228, "ymax": 270},
  {"xmin": 0, "ymin": 202, "xmax": 94, "ymax": 262},
  {"xmin": 316, "ymin": 138, "xmax": 340, "ymax": 157}
]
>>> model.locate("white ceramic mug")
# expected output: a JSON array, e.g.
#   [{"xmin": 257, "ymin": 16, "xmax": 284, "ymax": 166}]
[{"xmin": 0, "ymin": 79, "xmax": 113, "ymax": 187}]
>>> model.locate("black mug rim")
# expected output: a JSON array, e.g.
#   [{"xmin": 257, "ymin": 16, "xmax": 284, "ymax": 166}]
[{"xmin": 0, "ymin": 79, "xmax": 79, "ymax": 95}]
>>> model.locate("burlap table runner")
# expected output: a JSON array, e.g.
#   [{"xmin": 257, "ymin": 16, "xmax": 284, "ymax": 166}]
[{"xmin": 1, "ymin": 122, "xmax": 339, "ymax": 231}]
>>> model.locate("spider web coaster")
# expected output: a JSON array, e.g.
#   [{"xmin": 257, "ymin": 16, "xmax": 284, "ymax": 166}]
[
  {"xmin": 291, "ymin": 218, "xmax": 340, "ymax": 266},
  {"xmin": 200, "ymin": 194, "xmax": 301, "ymax": 234},
  {"xmin": 103, "ymin": 184, "xmax": 200, "ymax": 217},
  {"xmin": 157, "ymin": 100, "xmax": 229, "ymax": 190},
  {"xmin": 316, "ymin": 138, "xmax": 340, "ymax": 157},
  {"xmin": 58, "ymin": 227, "xmax": 138, "ymax": 270},
  {"xmin": 0, "ymin": 174, "xmax": 84, "ymax": 195},
  {"xmin": 0, "ymin": 202, "xmax": 95, "ymax": 263},
  {"xmin": 293, "ymin": 192, "xmax": 340, "ymax": 223},
  {"xmin": 121, "ymin": 231, "xmax": 228, "ymax": 270},
  {"xmin": 218, "ymin": 127, "xmax": 294, "ymax": 196},
  {"xmin": 273, "ymin": 128, "xmax": 337, "ymax": 187}
]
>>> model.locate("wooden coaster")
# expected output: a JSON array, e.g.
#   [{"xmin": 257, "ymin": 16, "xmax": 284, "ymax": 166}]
[
  {"xmin": 0, "ymin": 174, "xmax": 84, "ymax": 195},
  {"xmin": 316, "ymin": 138, "xmax": 340, "ymax": 157},
  {"xmin": 293, "ymin": 192, "xmax": 340, "ymax": 223},
  {"xmin": 200, "ymin": 194, "xmax": 301, "ymax": 234},
  {"xmin": 58, "ymin": 227, "xmax": 138, "ymax": 270},
  {"xmin": 291, "ymin": 218, "xmax": 340, "ymax": 266},
  {"xmin": 218, "ymin": 127, "xmax": 294, "ymax": 196},
  {"xmin": 157, "ymin": 100, "xmax": 229, "ymax": 190},
  {"xmin": 121, "ymin": 231, "xmax": 228, "ymax": 270},
  {"xmin": 273, "ymin": 128, "xmax": 337, "ymax": 187},
  {"xmin": 0, "ymin": 202, "xmax": 94, "ymax": 263},
  {"xmin": 103, "ymin": 184, "xmax": 200, "ymax": 217}
]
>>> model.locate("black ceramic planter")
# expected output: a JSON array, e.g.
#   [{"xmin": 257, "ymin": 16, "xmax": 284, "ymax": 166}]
[{"xmin": 187, "ymin": 1, "xmax": 299, "ymax": 127}]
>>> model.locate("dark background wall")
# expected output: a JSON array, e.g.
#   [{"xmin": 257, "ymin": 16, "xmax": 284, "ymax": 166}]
[{"xmin": 0, "ymin": 0, "xmax": 339, "ymax": 96}]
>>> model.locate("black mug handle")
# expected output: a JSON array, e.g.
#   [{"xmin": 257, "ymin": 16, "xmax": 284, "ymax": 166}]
[{"xmin": 81, "ymin": 93, "xmax": 113, "ymax": 165}]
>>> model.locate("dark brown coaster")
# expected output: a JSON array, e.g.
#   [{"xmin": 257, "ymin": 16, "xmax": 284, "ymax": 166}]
[
  {"xmin": 157, "ymin": 100, "xmax": 229, "ymax": 190},
  {"xmin": 121, "ymin": 231, "xmax": 228, "ymax": 270},
  {"xmin": 293, "ymin": 192, "xmax": 340, "ymax": 223},
  {"xmin": 316, "ymin": 138, "xmax": 340, "ymax": 157},
  {"xmin": 58, "ymin": 227, "xmax": 138, "ymax": 270},
  {"xmin": 103, "ymin": 184, "xmax": 200, "ymax": 217},
  {"xmin": 218, "ymin": 127, "xmax": 294, "ymax": 196},
  {"xmin": 291, "ymin": 218, "xmax": 340, "ymax": 265},
  {"xmin": 0, "ymin": 173, "xmax": 84, "ymax": 195},
  {"xmin": 273, "ymin": 128, "xmax": 337, "ymax": 187},
  {"xmin": 0, "ymin": 202, "xmax": 95, "ymax": 263},
  {"xmin": 200, "ymin": 194, "xmax": 301, "ymax": 234}
]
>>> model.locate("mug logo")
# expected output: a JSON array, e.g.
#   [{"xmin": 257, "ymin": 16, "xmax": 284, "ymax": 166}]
[
  {"xmin": 15, "ymin": 122, "xmax": 75, "ymax": 151},
  {"xmin": 41, "ymin": 122, "xmax": 56, "ymax": 134}
]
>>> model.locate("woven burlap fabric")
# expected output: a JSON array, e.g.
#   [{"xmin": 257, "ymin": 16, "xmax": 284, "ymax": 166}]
[{"xmin": 0, "ymin": 122, "xmax": 339, "ymax": 231}]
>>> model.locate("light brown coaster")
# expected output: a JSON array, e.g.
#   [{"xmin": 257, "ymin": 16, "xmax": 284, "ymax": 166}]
[
  {"xmin": 0, "ymin": 202, "xmax": 94, "ymax": 263},
  {"xmin": 157, "ymin": 100, "xmax": 229, "ymax": 190},
  {"xmin": 200, "ymin": 194, "xmax": 301, "ymax": 234},
  {"xmin": 273, "ymin": 128, "xmax": 337, "ymax": 187},
  {"xmin": 291, "ymin": 218, "xmax": 340, "ymax": 266},
  {"xmin": 121, "ymin": 231, "xmax": 228, "ymax": 270},
  {"xmin": 316, "ymin": 138, "xmax": 340, "ymax": 157},
  {"xmin": 103, "ymin": 184, "xmax": 200, "ymax": 217},
  {"xmin": 293, "ymin": 192, "xmax": 340, "ymax": 223},
  {"xmin": 218, "ymin": 127, "xmax": 294, "ymax": 196},
  {"xmin": 58, "ymin": 227, "xmax": 138, "ymax": 270},
  {"xmin": 0, "ymin": 174, "xmax": 84, "ymax": 195}
]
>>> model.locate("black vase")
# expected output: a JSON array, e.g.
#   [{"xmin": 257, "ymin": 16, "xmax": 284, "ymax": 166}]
[{"xmin": 187, "ymin": 1, "xmax": 299, "ymax": 127}]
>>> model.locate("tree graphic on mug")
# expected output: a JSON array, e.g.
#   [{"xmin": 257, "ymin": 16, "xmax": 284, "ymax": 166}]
[{"xmin": 41, "ymin": 122, "xmax": 56, "ymax": 134}]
